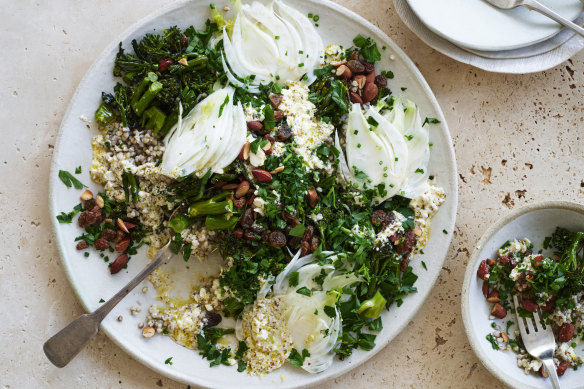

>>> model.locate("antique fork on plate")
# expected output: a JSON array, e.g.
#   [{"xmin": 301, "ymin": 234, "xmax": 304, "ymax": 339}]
[
  {"xmin": 483, "ymin": 0, "xmax": 584, "ymax": 38},
  {"xmin": 513, "ymin": 295, "xmax": 561, "ymax": 389},
  {"xmin": 43, "ymin": 242, "xmax": 174, "ymax": 368}
]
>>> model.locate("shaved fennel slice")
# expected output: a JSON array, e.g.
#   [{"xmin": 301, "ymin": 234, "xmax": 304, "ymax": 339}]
[
  {"xmin": 242, "ymin": 251, "xmax": 360, "ymax": 373},
  {"xmin": 160, "ymin": 86, "xmax": 246, "ymax": 177},
  {"xmin": 383, "ymin": 98, "xmax": 430, "ymax": 198},
  {"xmin": 343, "ymin": 104, "xmax": 408, "ymax": 200},
  {"xmin": 222, "ymin": 0, "xmax": 323, "ymax": 89}
]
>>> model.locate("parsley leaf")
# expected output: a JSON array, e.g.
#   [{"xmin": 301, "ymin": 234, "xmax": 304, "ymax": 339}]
[
  {"xmin": 422, "ymin": 117, "xmax": 441, "ymax": 126},
  {"xmin": 75, "ymin": 166, "xmax": 82, "ymax": 174},
  {"xmin": 296, "ymin": 286, "xmax": 312, "ymax": 297},
  {"xmin": 288, "ymin": 348, "xmax": 310, "ymax": 367},
  {"xmin": 289, "ymin": 271, "xmax": 300, "ymax": 287},
  {"xmin": 352, "ymin": 34, "xmax": 381, "ymax": 62},
  {"xmin": 58, "ymin": 170, "xmax": 86, "ymax": 189},
  {"xmin": 56, "ymin": 203, "xmax": 83, "ymax": 223},
  {"xmin": 288, "ymin": 224, "xmax": 306, "ymax": 237},
  {"xmin": 218, "ymin": 95, "xmax": 230, "ymax": 118},
  {"xmin": 164, "ymin": 357, "xmax": 173, "ymax": 365},
  {"xmin": 263, "ymin": 106, "xmax": 275, "ymax": 130}
]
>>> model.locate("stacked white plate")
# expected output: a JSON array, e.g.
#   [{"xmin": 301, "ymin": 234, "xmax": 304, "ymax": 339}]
[{"xmin": 395, "ymin": 0, "xmax": 584, "ymax": 73}]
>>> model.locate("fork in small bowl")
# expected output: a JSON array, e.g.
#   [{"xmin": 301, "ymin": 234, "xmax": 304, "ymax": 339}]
[{"xmin": 513, "ymin": 295, "xmax": 561, "ymax": 388}]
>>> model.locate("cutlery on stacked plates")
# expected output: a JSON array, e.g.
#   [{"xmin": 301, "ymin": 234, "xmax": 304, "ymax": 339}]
[{"xmin": 483, "ymin": 0, "xmax": 584, "ymax": 38}]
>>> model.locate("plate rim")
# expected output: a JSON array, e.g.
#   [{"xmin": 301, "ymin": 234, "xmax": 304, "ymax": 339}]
[
  {"xmin": 49, "ymin": 0, "xmax": 459, "ymax": 387},
  {"xmin": 405, "ymin": 0, "xmax": 583, "ymax": 52},
  {"xmin": 461, "ymin": 200, "xmax": 584, "ymax": 389}
]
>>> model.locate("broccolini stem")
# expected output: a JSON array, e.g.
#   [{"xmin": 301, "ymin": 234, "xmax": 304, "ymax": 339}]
[
  {"xmin": 133, "ymin": 81, "xmax": 163, "ymax": 116},
  {"xmin": 567, "ymin": 232, "xmax": 584, "ymax": 270},
  {"xmin": 205, "ymin": 215, "xmax": 239, "ymax": 231},
  {"xmin": 188, "ymin": 197, "xmax": 233, "ymax": 217}
]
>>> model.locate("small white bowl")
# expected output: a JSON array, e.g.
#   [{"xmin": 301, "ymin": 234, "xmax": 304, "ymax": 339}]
[{"xmin": 461, "ymin": 201, "xmax": 584, "ymax": 389}]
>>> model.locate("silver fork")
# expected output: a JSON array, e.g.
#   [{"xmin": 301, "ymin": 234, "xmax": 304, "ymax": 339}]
[
  {"xmin": 43, "ymin": 242, "xmax": 174, "ymax": 367},
  {"xmin": 513, "ymin": 295, "xmax": 561, "ymax": 389},
  {"xmin": 483, "ymin": 0, "xmax": 584, "ymax": 38}
]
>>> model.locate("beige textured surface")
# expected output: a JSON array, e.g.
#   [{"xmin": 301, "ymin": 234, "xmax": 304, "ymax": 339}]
[{"xmin": 1, "ymin": 0, "xmax": 582, "ymax": 388}]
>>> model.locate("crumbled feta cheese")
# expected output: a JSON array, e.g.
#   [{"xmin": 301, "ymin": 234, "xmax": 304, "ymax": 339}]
[
  {"xmin": 245, "ymin": 104, "xmax": 265, "ymax": 122},
  {"xmin": 239, "ymin": 298, "xmax": 293, "ymax": 376},
  {"xmin": 409, "ymin": 185, "xmax": 446, "ymax": 249},
  {"xmin": 324, "ymin": 44, "xmax": 344, "ymax": 66},
  {"xmin": 279, "ymin": 81, "xmax": 334, "ymax": 171},
  {"xmin": 375, "ymin": 211, "xmax": 405, "ymax": 245}
]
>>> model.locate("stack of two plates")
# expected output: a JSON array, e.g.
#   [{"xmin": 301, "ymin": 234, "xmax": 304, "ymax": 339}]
[{"xmin": 395, "ymin": 0, "xmax": 584, "ymax": 73}]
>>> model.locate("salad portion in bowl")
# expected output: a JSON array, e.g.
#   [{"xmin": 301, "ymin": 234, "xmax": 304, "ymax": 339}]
[
  {"xmin": 477, "ymin": 228, "xmax": 584, "ymax": 379},
  {"xmin": 55, "ymin": 0, "xmax": 448, "ymax": 378}
]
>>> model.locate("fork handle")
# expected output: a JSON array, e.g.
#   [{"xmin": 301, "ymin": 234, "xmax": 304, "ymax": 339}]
[
  {"xmin": 524, "ymin": 0, "xmax": 584, "ymax": 38},
  {"xmin": 43, "ymin": 245, "xmax": 173, "ymax": 367},
  {"xmin": 541, "ymin": 358, "xmax": 561, "ymax": 389}
]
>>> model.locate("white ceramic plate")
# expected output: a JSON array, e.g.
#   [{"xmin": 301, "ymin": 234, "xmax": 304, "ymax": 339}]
[
  {"xmin": 462, "ymin": 201, "xmax": 584, "ymax": 389},
  {"xmin": 49, "ymin": 0, "xmax": 458, "ymax": 387},
  {"xmin": 406, "ymin": 0, "xmax": 583, "ymax": 51}
]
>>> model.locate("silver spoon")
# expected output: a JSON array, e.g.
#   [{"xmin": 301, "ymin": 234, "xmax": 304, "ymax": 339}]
[
  {"xmin": 483, "ymin": 0, "xmax": 584, "ymax": 38},
  {"xmin": 43, "ymin": 242, "xmax": 173, "ymax": 367}
]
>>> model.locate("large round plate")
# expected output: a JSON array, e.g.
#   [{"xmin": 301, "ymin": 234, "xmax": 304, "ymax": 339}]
[
  {"xmin": 462, "ymin": 201, "xmax": 584, "ymax": 388},
  {"xmin": 407, "ymin": 0, "xmax": 583, "ymax": 51},
  {"xmin": 49, "ymin": 0, "xmax": 458, "ymax": 387}
]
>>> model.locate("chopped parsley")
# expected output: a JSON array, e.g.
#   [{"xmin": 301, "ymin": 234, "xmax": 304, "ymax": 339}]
[
  {"xmin": 58, "ymin": 170, "xmax": 86, "ymax": 189},
  {"xmin": 288, "ymin": 348, "xmax": 310, "ymax": 367}
]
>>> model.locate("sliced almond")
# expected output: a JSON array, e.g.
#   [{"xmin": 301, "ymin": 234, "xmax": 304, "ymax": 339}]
[
  {"xmin": 262, "ymin": 141, "xmax": 273, "ymax": 155},
  {"xmin": 80, "ymin": 189, "xmax": 93, "ymax": 201},
  {"xmin": 178, "ymin": 57, "xmax": 188, "ymax": 66},
  {"xmin": 413, "ymin": 226, "xmax": 422, "ymax": 236},
  {"xmin": 223, "ymin": 183, "xmax": 239, "ymax": 190},
  {"xmin": 335, "ymin": 64, "xmax": 352, "ymax": 79},
  {"xmin": 142, "ymin": 326, "xmax": 156, "ymax": 338},
  {"xmin": 354, "ymin": 75, "xmax": 367, "ymax": 90},
  {"xmin": 270, "ymin": 166, "xmax": 285, "ymax": 174},
  {"xmin": 117, "ymin": 218, "xmax": 130, "ymax": 234},
  {"xmin": 501, "ymin": 332, "xmax": 509, "ymax": 342},
  {"xmin": 238, "ymin": 142, "xmax": 250, "ymax": 161},
  {"xmin": 95, "ymin": 194, "xmax": 105, "ymax": 208}
]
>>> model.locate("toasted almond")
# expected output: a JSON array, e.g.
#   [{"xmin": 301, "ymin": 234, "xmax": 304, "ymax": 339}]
[
  {"xmin": 501, "ymin": 332, "xmax": 509, "ymax": 342},
  {"xmin": 486, "ymin": 289, "xmax": 501, "ymax": 303},
  {"xmin": 262, "ymin": 141, "xmax": 273, "ymax": 155},
  {"xmin": 335, "ymin": 64, "xmax": 352, "ymax": 79},
  {"xmin": 178, "ymin": 57, "xmax": 188, "ymax": 66},
  {"xmin": 223, "ymin": 183, "xmax": 239, "ymax": 190},
  {"xmin": 350, "ymin": 92, "xmax": 363, "ymax": 105},
  {"xmin": 105, "ymin": 218, "xmax": 113, "ymax": 223},
  {"xmin": 115, "ymin": 237, "xmax": 131, "ymax": 253},
  {"xmin": 307, "ymin": 187, "xmax": 318, "ymax": 208},
  {"xmin": 413, "ymin": 226, "xmax": 422, "ymax": 236},
  {"xmin": 117, "ymin": 218, "xmax": 129, "ymax": 233},
  {"xmin": 362, "ymin": 82, "xmax": 379, "ymax": 103},
  {"xmin": 142, "ymin": 326, "xmax": 156, "ymax": 338},
  {"xmin": 486, "ymin": 258, "xmax": 497, "ymax": 266},
  {"xmin": 80, "ymin": 189, "xmax": 93, "ymax": 201},
  {"xmin": 95, "ymin": 195, "xmax": 105, "ymax": 208},
  {"xmin": 238, "ymin": 142, "xmax": 250, "ymax": 161},
  {"xmin": 252, "ymin": 169, "xmax": 272, "ymax": 183},
  {"xmin": 235, "ymin": 181, "xmax": 250, "ymax": 198},
  {"xmin": 354, "ymin": 75, "xmax": 367, "ymax": 89},
  {"xmin": 270, "ymin": 166, "xmax": 285, "ymax": 174}
]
